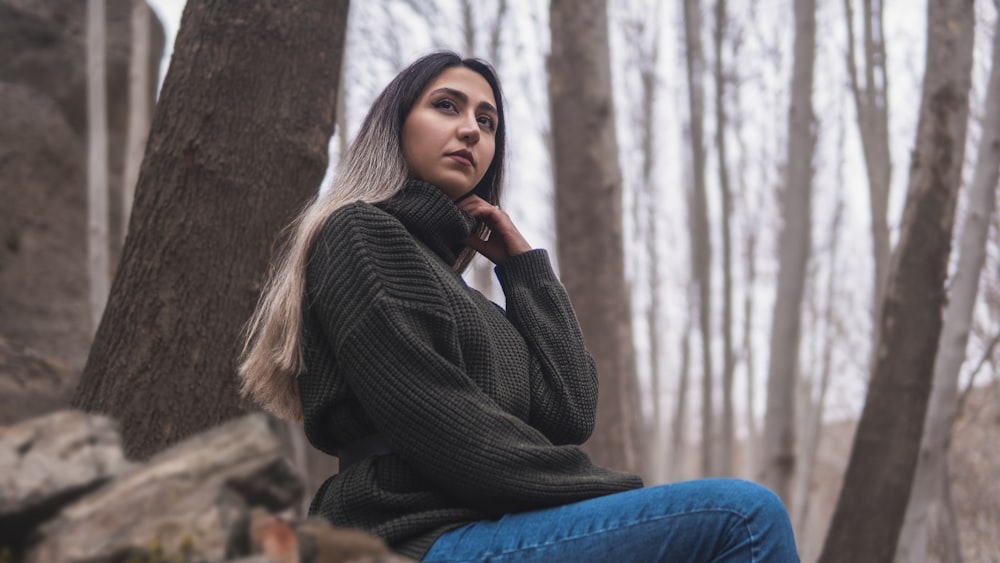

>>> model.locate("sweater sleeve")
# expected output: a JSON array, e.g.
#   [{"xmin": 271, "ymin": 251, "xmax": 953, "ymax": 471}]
[
  {"xmin": 306, "ymin": 206, "xmax": 641, "ymax": 516},
  {"xmin": 495, "ymin": 250, "xmax": 600, "ymax": 446}
]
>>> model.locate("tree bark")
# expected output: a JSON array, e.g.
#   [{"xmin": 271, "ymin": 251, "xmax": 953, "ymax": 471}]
[
  {"xmin": 896, "ymin": 10, "xmax": 1000, "ymax": 562},
  {"xmin": 549, "ymin": 0, "xmax": 639, "ymax": 475},
  {"xmin": 682, "ymin": 0, "xmax": 715, "ymax": 477},
  {"xmin": 87, "ymin": 0, "xmax": 110, "ymax": 334},
  {"xmin": 818, "ymin": 0, "xmax": 975, "ymax": 560},
  {"xmin": 761, "ymin": 0, "xmax": 815, "ymax": 505},
  {"xmin": 73, "ymin": 0, "xmax": 349, "ymax": 460}
]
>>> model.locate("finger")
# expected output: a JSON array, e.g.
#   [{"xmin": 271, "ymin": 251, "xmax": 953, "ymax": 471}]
[
  {"xmin": 456, "ymin": 195, "xmax": 488, "ymax": 213},
  {"xmin": 464, "ymin": 234, "xmax": 502, "ymax": 263}
]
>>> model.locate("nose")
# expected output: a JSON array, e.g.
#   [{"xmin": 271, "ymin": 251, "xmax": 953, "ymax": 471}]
[{"xmin": 458, "ymin": 113, "xmax": 480, "ymax": 144}]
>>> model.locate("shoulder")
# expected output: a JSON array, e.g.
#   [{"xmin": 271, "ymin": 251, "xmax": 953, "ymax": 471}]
[
  {"xmin": 306, "ymin": 201, "xmax": 443, "ymax": 311},
  {"xmin": 311, "ymin": 201, "xmax": 412, "ymax": 262}
]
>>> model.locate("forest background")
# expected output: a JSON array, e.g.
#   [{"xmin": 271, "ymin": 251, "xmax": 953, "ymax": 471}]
[{"xmin": 1, "ymin": 0, "xmax": 998, "ymax": 562}]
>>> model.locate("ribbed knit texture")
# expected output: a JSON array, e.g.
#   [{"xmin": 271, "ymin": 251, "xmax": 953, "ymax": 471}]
[{"xmin": 299, "ymin": 180, "xmax": 643, "ymax": 560}]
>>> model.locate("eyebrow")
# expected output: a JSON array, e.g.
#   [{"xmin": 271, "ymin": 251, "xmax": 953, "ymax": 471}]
[{"xmin": 430, "ymin": 87, "xmax": 498, "ymax": 116}]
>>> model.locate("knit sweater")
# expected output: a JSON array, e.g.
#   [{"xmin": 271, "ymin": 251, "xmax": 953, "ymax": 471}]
[{"xmin": 299, "ymin": 180, "xmax": 643, "ymax": 560}]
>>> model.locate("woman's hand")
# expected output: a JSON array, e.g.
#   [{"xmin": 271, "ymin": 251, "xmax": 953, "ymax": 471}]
[{"xmin": 457, "ymin": 195, "xmax": 532, "ymax": 264}]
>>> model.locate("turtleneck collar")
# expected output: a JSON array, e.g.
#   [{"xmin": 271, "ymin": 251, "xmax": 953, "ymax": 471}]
[{"xmin": 376, "ymin": 179, "xmax": 478, "ymax": 267}]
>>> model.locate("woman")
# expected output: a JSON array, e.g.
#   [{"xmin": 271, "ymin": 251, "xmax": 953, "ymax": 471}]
[{"xmin": 240, "ymin": 51, "xmax": 799, "ymax": 562}]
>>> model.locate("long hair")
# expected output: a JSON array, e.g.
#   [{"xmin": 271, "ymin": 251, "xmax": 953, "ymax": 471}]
[{"xmin": 239, "ymin": 52, "xmax": 507, "ymax": 421}]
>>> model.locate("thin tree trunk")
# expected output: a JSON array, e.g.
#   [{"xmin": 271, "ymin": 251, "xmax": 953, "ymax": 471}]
[
  {"xmin": 669, "ymin": 313, "xmax": 693, "ymax": 482},
  {"xmin": 896, "ymin": 10, "xmax": 1000, "ymax": 562},
  {"xmin": 74, "ymin": 0, "xmax": 350, "ymax": 460},
  {"xmin": 284, "ymin": 420, "xmax": 310, "ymax": 516},
  {"xmin": 549, "ymin": 0, "xmax": 640, "ymax": 475},
  {"xmin": 937, "ymin": 457, "xmax": 963, "ymax": 563},
  {"xmin": 682, "ymin": 0, "xmax": 715, "ymax": 477},
  {"xmin": 742, "ymin": 230, "xmax": 758, "ymax": 479},
  {"xmin": 732, "ymin": 48, "xmax": 757, "ymax": 480},
  {"xmin": 761, "ymin": 0, "xmax": 815, "ymax": 505},
  {"xmin": 87, "ymin": 0, "xmax": 110, "ymax": 334},
  {"xmin": 818, "ymin": 0, "xmax": 975, "ymax": 560},
  {"xmin": 122, "ymin": 0, "xmax": 151, "ymax": 236},
  {"xmin": 638, "ymin": 8, "xmax": 662, "ymax": 482},
  {"xmin": 844, "ymin": 0, "xmax": 892, "ymax": 334},
  {"xmin": 794, "ymin": 192, "xmax": 843, "ymax": 542},
  {"xmin": 713, "ymin": 0, "xmax": 735, "ymax": 476}
]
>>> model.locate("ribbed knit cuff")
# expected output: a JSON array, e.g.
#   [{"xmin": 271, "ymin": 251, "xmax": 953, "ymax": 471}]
[{"xmin": 495, "ymin": 249, "xmax": 558, "ymax": 293}]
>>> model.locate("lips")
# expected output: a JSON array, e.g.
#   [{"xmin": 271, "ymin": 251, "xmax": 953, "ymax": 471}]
[{"xmin": 447, "ymin": 150, "xmax": 474, "ymax": 167}]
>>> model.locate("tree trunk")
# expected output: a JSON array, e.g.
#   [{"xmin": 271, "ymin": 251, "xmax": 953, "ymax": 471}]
[
  {"xmin": 896, "ymin": 10, "xmax": 1000, "ymax": 562},
  {"xmin": 817, "ymin": 0, "xmax": 975, "ymax": 560},
  {"xmin": 761, "ymin": 0, "xmax": 815, "ymax": 505},
  {"xmin": 844, "ymin": 0, "xmax": 893, "ymax": 336},
  {"xmin": 549, "ymin": 0, "xmax": 639, "ymax": 475},
  {"xmin": 122, "ymin": 0, "xmax": 151, "ymax": 235},
  {"xmin": 682, "ymin": 0, "xmax": 715, "ymax": 477},
  {"xmin": 638, "ymin": 9, "xmax": 662, "ymax": 482},
  {"xmin": 669, "ymin": 314, "xmax": 693, "ymax": 482},
  {"xmin": 742, "ymin": 230, "xmax": 758, "ymax": 479},
  {"xmin": 793, "ymin": 191, "xmax": 843, "ymax": 542},
  {"xmin": 713, "ymin": 0, "xmax": 735, "ymax": 477},
  {"xmin": 87, "ymin": 0, "xmax": 110, "ymax": 334},
  {"xmin": 73, "ymin": 0, "xmax": 349, "ymax": 460}
]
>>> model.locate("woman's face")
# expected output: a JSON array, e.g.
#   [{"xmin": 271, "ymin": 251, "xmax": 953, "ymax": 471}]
[{"xmin": 402, "ymin": 66, "xmax": 498, "ymax": 200}]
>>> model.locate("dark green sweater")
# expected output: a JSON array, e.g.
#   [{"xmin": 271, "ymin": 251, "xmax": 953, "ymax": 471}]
[{"xmin": 299, "ymin": 180, "xmax": 642, "ymax": 560}]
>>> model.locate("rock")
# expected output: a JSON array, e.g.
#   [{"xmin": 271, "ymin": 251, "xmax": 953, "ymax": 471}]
[
  {"xmin": 0, "ymin": 410, "xmax": 130, "ymax": 550},
  {"xmin": 0, "ymin": 336, "xmax": 78, "ymax": 426},
  {"xmin": 0, "ymin": 80, "xmax": 89, "ymax": 374},
  {"xmin": 26, "ymin": 413, "xmax": 303, "ymax": 563},
  {"xmin": 0, "ymin": 0, "xmax": 165, "ymax": 372}
]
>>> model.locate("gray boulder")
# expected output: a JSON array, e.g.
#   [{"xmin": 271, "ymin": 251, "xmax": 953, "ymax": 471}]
[
  {"xmin": 0, "ymin": 410, "xmax": 130, "ymax": 550},
  {"xmin": 26, "ymin": 413, "xmax": 302, "ymax": 563}
]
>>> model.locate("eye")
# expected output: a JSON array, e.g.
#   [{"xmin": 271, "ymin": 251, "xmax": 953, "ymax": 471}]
[
  {"xmin": 433, "ymin": 99, "xmax": 457, "ymax": 112},
  {"xmin": 478, "ymin": 115, "xmax": 496, "ymax": 131}
]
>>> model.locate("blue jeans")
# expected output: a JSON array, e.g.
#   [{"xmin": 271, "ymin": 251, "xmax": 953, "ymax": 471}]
[{"xmin": 423, "ymin": 479, "xmax": 799, "ymax": 562}]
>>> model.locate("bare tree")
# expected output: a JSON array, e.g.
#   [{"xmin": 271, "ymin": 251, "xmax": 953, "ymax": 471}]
[
  {"xmin": 792, "ymin": 93, "xmax": 849, "ymax": 556},
  {"xmin": 682, "ymin": 0, "xmax": 715, "ymax": 477},
  {"xmin": 818, "ymin": 0, "xmax": 976, "ymax": 559},
  {"xmin": 549, "ymin": 0, "xmax": 640, "ymax": 475},
  {"xmin": 635, "ymin": 1, "xmax": 663, "ymax": 482},
  {"xmin": 741, "ymin": 227, "xmax": 759, "ymax": 479},
  {"xmin": 87, "ymin": 0, "xmax": 109, "ymax": 334},
  {"xmin": 668, "ymin": 310, "xmax": 693, "ymax": 482},
  {"xmin": 844, "ymin": 0, "xmax": 893, "ymax": 333},
  {"xmin": 793, "ymin": 182, "xmax": 844, "ymax": 542},
  {"xmin": 712, "ymin": 0, "xmax": 737, "ymax": 476},
  {"xmin": 761, "ymin": 0, "xmax": 815, "ymax": 505},
  {"xmin": 122, "ymin": 0, "xmax": 152, "ymax": 234},
  {"xmin": 897, "ymin": 6, "xmax": 1000, "ymax": 561},
  {"xmin": 74, "ymin": 0, "xmax": 350, "ymax": 459}
]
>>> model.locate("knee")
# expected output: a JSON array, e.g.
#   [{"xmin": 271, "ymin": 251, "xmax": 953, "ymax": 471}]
[
  {"xmin": 719, "ymin": 480, "xmax": 798, "ymax": 555},
  {"xmin": 721, "ymin": 479, "xmax": 791, "ymax": 524}
]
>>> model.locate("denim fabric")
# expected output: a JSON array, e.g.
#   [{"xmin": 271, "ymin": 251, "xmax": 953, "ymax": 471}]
[{"xmin": 422, "ymin": 479, "xmax": 799, "ymax": 562}]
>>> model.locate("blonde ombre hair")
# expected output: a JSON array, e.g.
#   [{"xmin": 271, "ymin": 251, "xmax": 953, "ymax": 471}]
[{"xmin": 239, "ymin": 52, "xmax": 507, "ymax": 421}]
